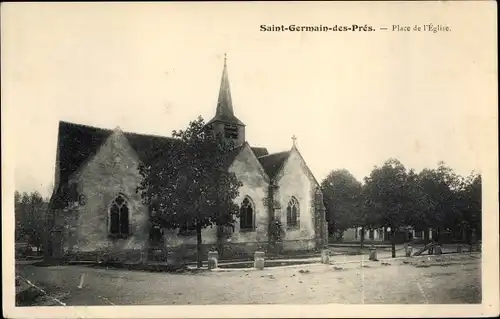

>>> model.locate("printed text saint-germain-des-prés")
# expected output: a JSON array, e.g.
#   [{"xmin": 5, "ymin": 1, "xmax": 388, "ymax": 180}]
[{"xmin": 260, "ymin": 24, "xmax": 375, "ymax": 32}]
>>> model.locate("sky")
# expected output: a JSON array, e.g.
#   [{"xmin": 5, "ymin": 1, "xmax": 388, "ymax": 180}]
[{"xmin": 2, "ymin": 2, "xmax": 497, "ymax": 198}]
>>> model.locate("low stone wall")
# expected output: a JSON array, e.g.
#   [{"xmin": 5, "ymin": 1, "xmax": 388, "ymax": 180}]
[
  {"xmin": 58, "ymin": 238, "xmax": 319, "ymax": 264},
  {"xmin": 282, "ymin": 239, "xmax": 316, "ymax": 252},
  {"xmin": 173, "ymin": 242, "xmax": 263, "ymax": 260},
  {"xmin": 167, "ymin": 239, "xmax": 317, "ymax": 261},
  {"xmin": 63, "ymin": 248, "xmax": 144, "ymax": 263}
]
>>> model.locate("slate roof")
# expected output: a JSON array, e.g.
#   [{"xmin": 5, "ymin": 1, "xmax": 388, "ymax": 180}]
[
  {"xmin": 223, "ymin": 144, "xmax": 246, "ymax": 168},
  {"xmin": 53, "ymin": 121, "xmax": 269, "ymax": 198},
  {"xmin": 206, "ymin": 56, "xmax": 245, "ymax": 126},
  {"xmin": 257, "ymin": 151, "xmax": 291, "ymax": 179},
  {"xmin": 251, "ymin": 147, "xmax": 269, "ymax": 158},
  {"xmin": 206, "ymin": 114, "xmax": 245, "ymax": 126},
  {"xmin": 55, "ymin": 121, "xmax": 181, "ymax": 191}
]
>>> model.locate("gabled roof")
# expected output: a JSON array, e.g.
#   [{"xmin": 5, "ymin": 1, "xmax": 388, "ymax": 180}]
[
  {"xmin": 55, "ymin": 121, "xmax": 181, "ymax": 190},
  {"xmin": 251, "ymin": 147, "xmax": 269, "ymax": 158},
  {"xmin": 258, "ymin": 151, "xmax": 291, "ymax": 179},
  {"xmin": 223, "ymin": 144, "xmax": 246, "ymax": 168}
]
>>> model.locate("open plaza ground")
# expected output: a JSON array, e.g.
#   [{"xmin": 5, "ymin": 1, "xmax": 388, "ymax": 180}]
[{"xmin": 16, "ymin": 252, "xmax": 481, "ymax": 306}]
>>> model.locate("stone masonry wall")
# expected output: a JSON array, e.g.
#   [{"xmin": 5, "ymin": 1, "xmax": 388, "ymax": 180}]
[
  {"xmin": 275, "ymin": 149, "xmax": 316, "ymax": 251},
  {"xmin": 228, "ymin": 144, "xmax": 270, "ymax": 244},
  {"xmin": 163, "ymin": 143, "xmax": 270, "ymax": 254},
  {"xmin": 67, "ymin": 129, "xmax": 150, "ymax": 253}
]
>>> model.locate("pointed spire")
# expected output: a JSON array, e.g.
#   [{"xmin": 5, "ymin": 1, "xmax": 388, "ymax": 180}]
[
  {"xmin": 206, "ymin": 54, "xmax": 244, "ymax": 127},
  {"xmin": 216, "ymin": 53, "xmax": 234, "ymax": 116}
]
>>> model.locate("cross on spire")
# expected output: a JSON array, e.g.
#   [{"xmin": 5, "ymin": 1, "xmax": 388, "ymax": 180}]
[
  {"xmin": 292, "ymin": 134, "xmax": 297, "ymax": 147},
  {"xmin": 206, "ymin": 52, "xmax": 245, "ymax": 127}
]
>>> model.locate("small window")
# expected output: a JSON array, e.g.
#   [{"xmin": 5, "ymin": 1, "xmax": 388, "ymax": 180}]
[
  {"xmin": 224, "ymin": 124, "xmax": 239, "ymax": 139},
  {"xmin": 109, "ymin": 195, "xmax": 130, "ymax": 237},
  {"xmin": 286, "ymin": 197, "xmax": 300, "ymax": 229},
  {"xmin": 240, "ymin": 197, "xmax": 254, "ymax": 231}
]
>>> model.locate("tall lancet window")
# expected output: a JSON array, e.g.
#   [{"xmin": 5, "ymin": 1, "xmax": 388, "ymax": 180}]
[
  {"xmin": 286, "ymin": 197, "xmax": 300, "ymax": 229},
  {"xmin": 240, "ymin": 197, "xmax": 254, "ymax": 231},
  {"xmin": 109, "ymin": 195, "xmax": 130, "ymax": 237}
]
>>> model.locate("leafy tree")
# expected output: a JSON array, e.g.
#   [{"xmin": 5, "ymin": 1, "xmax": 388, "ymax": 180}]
[
  {"xmin": 137, "ymin": 116, "xmax": 243, "ymax": 267},
  {"xmin": 415, "ymin": 162, "xmax": 462, "ymax": 243},
  {"xmin": 15, "ymin": 191, "xmax": 47, "ymax": 252},
  {"xmin": 402, "ymin": 169, "xmax": 432, "ymax": 240},
  {"xmin": 455, "ymin": 172, "xmax": 481, "ymax": 242},
  {"xmin": 466, "ymin": 173, "xmax": 481, "ymax": 240},
  {"xmin": 15, "ymin": 191, "xmax": 22, "ymax": 241},
  {"xmin": 362, "ymin": 159, "xmax": 412, "ymax": 257},
  {"xmin": 321, "ymin": 169, "xmax": 363, "ymax": 237},
  {"xmin": 28, "ymin": 191, "xmax": 47, "ymax": 251},
  {"xmin": 321, "ymin": 159, "xmax": 480, "ymax": 255}
]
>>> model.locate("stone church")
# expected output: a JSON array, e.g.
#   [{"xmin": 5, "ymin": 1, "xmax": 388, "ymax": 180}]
[{"xmin": 46, "ymin": 57, "xmax": 328, "ymax": 262}]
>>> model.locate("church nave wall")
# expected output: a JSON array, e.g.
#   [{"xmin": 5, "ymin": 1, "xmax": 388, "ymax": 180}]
[
  {"xmin": 275, "ymin": 150, "xmax": 317, "ymax": 249},
  {"xmin": 228, "ymin": 144, "xmax": 270, "ymax": 244},
  {"xmin": 68, "ymin": 129, "xmax": 150, "ymax": 254}
]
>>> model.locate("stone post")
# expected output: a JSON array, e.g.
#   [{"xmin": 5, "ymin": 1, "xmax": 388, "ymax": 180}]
[
  {"xmin": 405, "ymin": 244, "xmax": 413, "ymax": 257},
  {"xmin": 368, "ymin": 247, "xmax": 378, "ymax": 261},
  {"xmin": 208, "ymin": 251, "xmax": 218, "ymax": 270},
  {"xmin": 323, "ymin": 222, "xmax": 329, "ymax": 247},
  {"xmin": 321, "ymin": 249, "xmax": 330, "ymax": 264},
  {"xmin": 314, "ymin": 189, "xmax": 328, "ymax": 249},
  {"xmin": 254, "ymin": 251, "xmax": 265, "ymax": 270},
  {"xmin": 457, "ymin": 244, "xmax": 463, "ymax": 253}
]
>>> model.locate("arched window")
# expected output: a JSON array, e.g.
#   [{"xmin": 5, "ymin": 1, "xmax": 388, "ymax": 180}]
[
  {"xmin": 109, "ymin": 195, "xmax": 130, "ymax": 237},
  {"xmin": 286, "ymin": 197, "xmax": 300, "ymax": 229},
  {"xmin": 239, "ymin": 197, "xmax": 254, "ymax": 231}
]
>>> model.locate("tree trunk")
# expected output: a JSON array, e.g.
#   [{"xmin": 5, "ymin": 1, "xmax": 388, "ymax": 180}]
[
  {"xmin": 196, "ymin": 223, "xmax": 202, "ymax": 268},
  {"xmin": 360, "ymin": 227, "xmax": 365, "ymax": 250},
  {"xmin": 435, "ymin": 228, "xmax": 441, "ymax": 244},
  {"xmin": 413, "ymin": 242, "xmax": 437, "ymax": 256},
  {"xmin": 424, "ymin": 228, "xmax": 430, "ymax": 242},
  {"xmin": 391, "ymin": 229, "xmax": 396, "ymax": 258}
]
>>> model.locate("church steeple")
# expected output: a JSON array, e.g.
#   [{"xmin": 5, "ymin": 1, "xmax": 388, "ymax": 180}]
[
  {"xmin": 216, "ymin": 54, "xmax": 235, "ymax": 117},
  {"xmin": 207, "ymin": 54, "xmax": 245, "ymax": 146}
]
